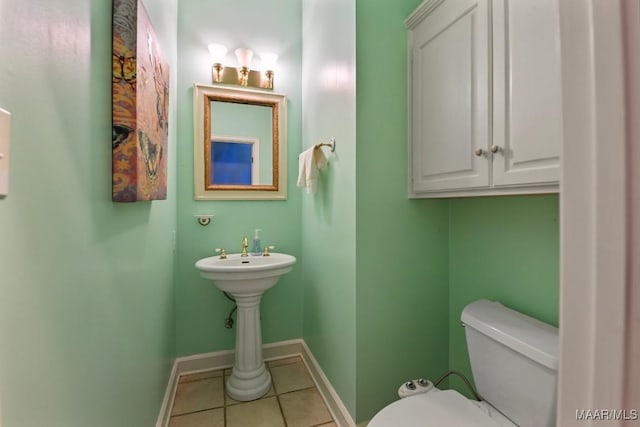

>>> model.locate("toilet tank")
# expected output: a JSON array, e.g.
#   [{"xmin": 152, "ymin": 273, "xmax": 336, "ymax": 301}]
[{"xmin": 461, "ymin": 300, "xmax": 558, "ymax": 427}]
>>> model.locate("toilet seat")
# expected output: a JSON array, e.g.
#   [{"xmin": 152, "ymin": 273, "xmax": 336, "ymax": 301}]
[{"xmin": 368, "ymin": 389, "xmax": 515, "ymax": 427}]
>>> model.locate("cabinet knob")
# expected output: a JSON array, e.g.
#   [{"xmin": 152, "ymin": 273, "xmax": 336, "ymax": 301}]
[
  {"xmin": 490, "ymin": 144, "xmax": 500, "ymax": 153},
  {"xmin": 474, "ymin": 148, "xmax": 484, "ymax": 157}
]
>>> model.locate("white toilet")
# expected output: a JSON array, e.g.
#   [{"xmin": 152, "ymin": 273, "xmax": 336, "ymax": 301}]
[{"xmin": 368, "ymin": 299, "xmax": 559, "ymax": 427}]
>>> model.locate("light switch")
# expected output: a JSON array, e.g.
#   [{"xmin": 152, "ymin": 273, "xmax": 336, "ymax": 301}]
[{"xmin": 0, "ymin": 108, "xmax": 10, "ymax": 198}]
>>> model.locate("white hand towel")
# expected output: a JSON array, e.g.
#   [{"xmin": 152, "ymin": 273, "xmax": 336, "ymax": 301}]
[{"xmin": 297, "ymin": 145, "xmax": 328, "ymax": 194}]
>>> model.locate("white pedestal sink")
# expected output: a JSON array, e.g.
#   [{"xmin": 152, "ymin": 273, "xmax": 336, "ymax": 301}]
[{"xmin": 195, "ymin": 252, "xmax": 296, "ymax": 401}]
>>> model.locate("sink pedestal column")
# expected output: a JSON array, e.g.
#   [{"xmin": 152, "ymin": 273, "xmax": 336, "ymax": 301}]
[{"xmin": 226, "ymin": 293, "xmax": 271, "ymax": 401}]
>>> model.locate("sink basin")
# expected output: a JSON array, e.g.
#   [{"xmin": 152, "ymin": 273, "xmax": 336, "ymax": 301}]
[
  {"xmin": 195, "ymin": 252, "xmax": 296, "ymax": 294},
  {"xmin": 195, "ymin": 252, "xmax": 296, "ymax": 402}
]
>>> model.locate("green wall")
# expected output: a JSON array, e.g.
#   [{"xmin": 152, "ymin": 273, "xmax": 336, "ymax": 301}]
[
  {"xmin": 301, "ymin": 0, "xmax": 358, "ymax": 418},
  {"xmin": 0, "ymin": 0, "xmax": 178, "ymax": 425},
  {"xmin": 448, "ymin": 195, "xmax": 560, "ymax": 396},
  {"xmin": 355, "ymin": 0, "xmax": 451, "ymax": 421},
  {"xmin": 175, "ymin": 0, "xmax": 303, "ymax": 356}
]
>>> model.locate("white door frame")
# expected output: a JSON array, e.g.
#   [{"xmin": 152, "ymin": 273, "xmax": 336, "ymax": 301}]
[
  {"xmin": 558, "ymin": 0, "xmax": 639, "ymax": 424},
  {"xmin": 622, "ymin": 0, "xmax": 640, "ymax": 412}
]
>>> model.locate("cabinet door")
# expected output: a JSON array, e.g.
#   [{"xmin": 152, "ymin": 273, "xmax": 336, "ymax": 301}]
[
  {"xmin": 492, "ymin": 0, "xmax": 561, "ymax": 188},
  {"xmin": 408, "ymin": 0, "xmax": 490, "ymax": 194}
]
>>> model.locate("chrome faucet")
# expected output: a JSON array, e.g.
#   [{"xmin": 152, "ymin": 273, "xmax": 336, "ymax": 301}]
[{"xmin": 241, "ymin": 236, "xmax": 249, "ymax": 257}]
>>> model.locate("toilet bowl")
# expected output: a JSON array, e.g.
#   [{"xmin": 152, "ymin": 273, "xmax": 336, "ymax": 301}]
[{"xmin": 368, "ymin": 299, "xmax": 559, "ymax": 427}]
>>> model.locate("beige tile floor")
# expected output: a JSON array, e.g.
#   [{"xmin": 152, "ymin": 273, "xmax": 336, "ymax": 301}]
[{"xmin": 169, "ymin": 356, "xmax": 337, "ymax": 427}]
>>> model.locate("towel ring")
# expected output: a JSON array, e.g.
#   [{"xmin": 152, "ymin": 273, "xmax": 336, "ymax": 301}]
[{"xmin": 315, "ymin": 138, "xmax": 336, "ymax": 153}]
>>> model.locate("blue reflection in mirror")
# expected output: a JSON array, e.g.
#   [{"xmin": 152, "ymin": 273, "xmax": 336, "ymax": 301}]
[{"xmin": 211, "ymin": 141, "xmax": 252, "ymax": 185}]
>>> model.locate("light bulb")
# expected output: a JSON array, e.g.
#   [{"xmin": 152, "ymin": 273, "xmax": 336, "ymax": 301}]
[
  {"xmin": 208, "ymin": 43, "xmax": 228, "ymax": 63},
  {"xmin": 261, "ymin": 53, "xmax": 278, "ymax": 72},
  {"xmin": 234, "ymin": 48, "xmax": 254, "ymax": 68}
]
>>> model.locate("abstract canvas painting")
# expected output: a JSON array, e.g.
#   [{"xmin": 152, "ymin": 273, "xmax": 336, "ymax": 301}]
[{"xmin": 112, "ymin": 0, "xmax": 169, "ymax": 202}]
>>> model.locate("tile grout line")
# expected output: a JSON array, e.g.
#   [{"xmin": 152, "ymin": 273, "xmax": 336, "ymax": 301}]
[
  {"xmin": 276, "ymin": 385, "xmax": 315, "ymax": 397},
  {"xmin": 270, "ymin": 365, "xmax": 291, "ymax": 427},
  {"xmin": 222, "ymin": 372, "xmax": 228, "ymax": 427},
  {"xmin": 169, "ymin": 405, "xmax": 225, "ymax": 418},
  {"xmin": 171, "ymin": 405, "xmax": 225, "ymax": 417},
  {"xmin": 276, "ymin": 395, "xmax": 290, "ymax": 427}
]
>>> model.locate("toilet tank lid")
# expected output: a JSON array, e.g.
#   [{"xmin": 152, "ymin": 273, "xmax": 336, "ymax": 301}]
[{"xmin": 461, "ymin": 300, "xmax": 559, "ymax": 370}]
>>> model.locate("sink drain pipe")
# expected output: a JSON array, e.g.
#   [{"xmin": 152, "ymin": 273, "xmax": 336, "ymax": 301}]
[{"xmin": 223, "ymin": 292, "xmax": 237, "ymax": 329}]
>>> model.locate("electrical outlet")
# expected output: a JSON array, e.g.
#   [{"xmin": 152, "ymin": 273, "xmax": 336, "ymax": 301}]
[{"xmin": 0, "ymin": 108, "xmax": 10, "ymax": 198}]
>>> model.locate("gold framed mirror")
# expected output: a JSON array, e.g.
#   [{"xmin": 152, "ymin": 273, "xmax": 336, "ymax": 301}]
[{"xmin": 193, "ymin": 83, "xmax": 287, "ymax": 200}]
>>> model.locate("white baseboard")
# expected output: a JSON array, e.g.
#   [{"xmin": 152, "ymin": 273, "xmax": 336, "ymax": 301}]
[
  {"xmin": 155, "ymin": 339, "xmax": 355, "ymax": 427},
  {"xmin": 155, "ymin": 361, "xmax": 177, "ymax": 427},
  {"xmin": 299, "ymin": 340, "xmax": 356, "ymax": 427}
]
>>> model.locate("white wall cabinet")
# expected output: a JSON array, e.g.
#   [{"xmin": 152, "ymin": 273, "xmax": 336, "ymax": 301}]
[{"xmin": 406, "ymin": 0, "xmax": 561, "ymax": 198}]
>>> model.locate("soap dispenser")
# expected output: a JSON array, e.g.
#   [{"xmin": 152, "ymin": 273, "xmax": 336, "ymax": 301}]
[{"xmin": 251, "ymin": 229, "xmax": 262, "ymax": 256}]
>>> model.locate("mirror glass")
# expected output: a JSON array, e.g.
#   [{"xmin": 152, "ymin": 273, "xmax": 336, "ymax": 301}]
[
  {"xmin": 194, "ymin": 84, "xmax": 287, "ymax": 200},
  {"xmin": 209, "ymin": 101, "xmax": 272, "ymax": 185}
]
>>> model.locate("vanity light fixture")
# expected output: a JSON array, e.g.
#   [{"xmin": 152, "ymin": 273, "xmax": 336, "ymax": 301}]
[
  {"xmin": 208, "ymin": 43, "xmax": 228, "ymax": 83},
  {"xmin": 260, "ymin": 53, "xmax": 278, "ymax": 90},
  {"xmin": 207, "ymin": 43, "xmax": 278, "ymax": 90}
]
